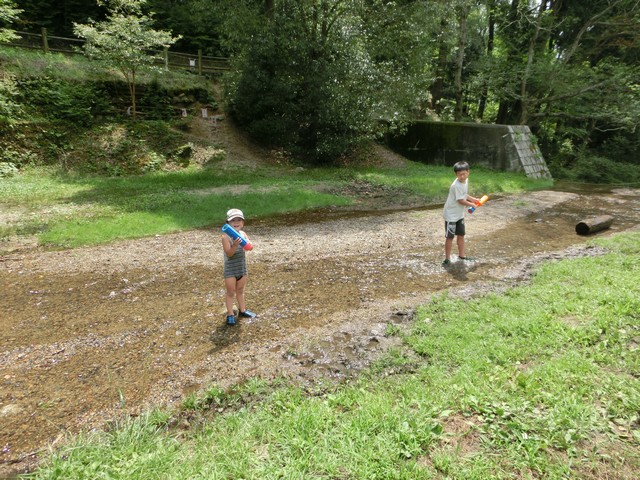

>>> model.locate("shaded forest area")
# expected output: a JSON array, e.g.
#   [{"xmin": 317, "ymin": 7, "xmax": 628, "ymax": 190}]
[{"xmin": 2, "ymin": 0, "xmax": 640, "ymax": 180}]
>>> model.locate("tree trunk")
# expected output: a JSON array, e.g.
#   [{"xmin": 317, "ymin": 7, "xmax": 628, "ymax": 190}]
[
  {"xmin": 496, "ymin": 0, "xmax": 521, "ymax": 124},
  {"xmin": 430, "ymin": 18, "xmax": 449, "ymax": 114},
  {"xmin": 265, "ymin": 0, "xmax": 275, "ymax": 17},
  {"xmin": 518, "ymin": 0, "xmax": 547, "ymax": 125},
  {"xmin": 454, "ymin": 2, "xmax": 470, "ymax": 121},
  {"xmin": 477, "ymin": 1, "xmax": 495, "ymax": 120},
  {"xmin": 130, "ymin": 69, "xmax": 137, "ymax": 120}
]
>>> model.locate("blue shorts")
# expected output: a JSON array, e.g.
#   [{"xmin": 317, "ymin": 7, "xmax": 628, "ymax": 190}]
[{"xmin": 444, "ymin": 219, "xmax": 465, "ymax": 239}]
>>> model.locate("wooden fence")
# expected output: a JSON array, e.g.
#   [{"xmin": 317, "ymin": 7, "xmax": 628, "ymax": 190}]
[{"xmin": 6, "ymin": 28, "xmax": 230, "ymax": 75}]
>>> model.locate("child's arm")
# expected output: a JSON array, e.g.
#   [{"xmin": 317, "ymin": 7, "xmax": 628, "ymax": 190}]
[
  {"xmin": 467, "ymin": 195, "xmax": 481, "ymax": 205},
  {"xmin": 222, "ymin": 233, "xmax": 241, "ymax": 256},
  {"xmin": 221, "ymin": 225, "xmax": 254, "ymax": 251},
  {"xmin": 457, "ymin": 196, "xmax": 479, "ymax": 208}
]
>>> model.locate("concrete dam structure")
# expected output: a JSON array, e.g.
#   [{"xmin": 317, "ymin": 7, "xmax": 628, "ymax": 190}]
[{"xmin": 386, "ymin": 121, "xmax": 552, "ymax": 179}]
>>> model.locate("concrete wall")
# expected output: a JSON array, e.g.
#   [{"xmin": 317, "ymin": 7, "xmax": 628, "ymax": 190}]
[{"xmin": 386, "ymin": 121, "xmax": 552, "ymax": 179}]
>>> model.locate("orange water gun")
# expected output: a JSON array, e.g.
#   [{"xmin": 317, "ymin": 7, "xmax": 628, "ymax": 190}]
[{"xmin": 468, "ymin": 195, "xmax": 489, "ymax": 213}]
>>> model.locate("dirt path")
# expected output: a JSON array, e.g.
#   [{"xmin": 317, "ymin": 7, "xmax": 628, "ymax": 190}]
[{"xmin": 2, "ymin": 186, "xmax": 640, "ymax": 476}]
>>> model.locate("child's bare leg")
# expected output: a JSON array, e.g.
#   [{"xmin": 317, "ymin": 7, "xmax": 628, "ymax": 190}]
[
  {"xmin": 457, "ymin": 235, "xmax": 465, "ymax": 258},
  {"xmin": 224, "ymin": 277, "xmax": 237, "ymax": 315},
  {"xmin": 444, "ymin": 237, "xmax": 454, "ymax": 260},
  {"xmin": 235, "ymin": 276, "xmax": 248, "ymax": 312}
]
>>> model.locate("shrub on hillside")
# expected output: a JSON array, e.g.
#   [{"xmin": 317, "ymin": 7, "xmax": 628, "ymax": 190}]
[
  {"xmin": 16, "ymin": 75, "xmax": 110, "ymax": 125},
  {"xmin": 64, "ymin": 121, "xmax": 188, "ymax": 175},
  {"xmin": 0, "ymin": 72, "xmax": 21, "ymax": 126},
  {"xmin": 595, "ymin": 133, "xmax": 640, "ymax": 166},
  {"xmin": 139, "ymin": 78, "xmax": 174, "ymax": 120},
  {"xmin": 0, "ymin": 161, "xmax": 18, "ymax": 177}
]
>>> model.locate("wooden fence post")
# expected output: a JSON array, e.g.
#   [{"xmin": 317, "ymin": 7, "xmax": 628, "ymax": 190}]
[
  {"xmin": 163, "ymin": 47, "xmax": 169, "ymax": 71},
  {"xmin": 198, "ymin": 49, "xmax": 202, "ymax": 75},
  {"xmin": 41, "ymin": 27, "xmax": 49, "ymax": 53}
]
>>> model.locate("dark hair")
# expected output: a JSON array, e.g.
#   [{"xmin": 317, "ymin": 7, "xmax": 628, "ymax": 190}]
[{"xmin": 453, "ymin": 161, "xmax": 470, "ymax": 172}]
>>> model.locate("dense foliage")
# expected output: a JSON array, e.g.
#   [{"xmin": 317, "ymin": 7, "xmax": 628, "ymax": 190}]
[
  {"xmin": 0, "ymin": 0, "xmax": 21, "ymax": 42},
  {"xmin": 3, "ymin": 0, "xmax": 640, "ymax": 180},
  {"xmin": 226, "ymin": 0, "xmax": 639, "ymax": 172},
  {"xmin": 225, "ymin": 1, "xmax": 428, "ymax": 163}
]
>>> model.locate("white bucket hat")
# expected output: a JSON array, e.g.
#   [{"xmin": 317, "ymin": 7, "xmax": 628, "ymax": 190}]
[{"xmin": 226, "ymin": 208, "xmax": 245, "ymax": 221}]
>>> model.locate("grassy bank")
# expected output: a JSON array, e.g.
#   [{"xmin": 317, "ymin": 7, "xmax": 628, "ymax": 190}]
[
  {"xmin": 0, "ymin": 45, "xmax": 212, "ymax": 90},
  {"xmin": 22, "ymin": 232, "xmax": 640, "ymax": 479},
  {"xmin": 0, "ymin": 162, "xmax": 550, "ymax": 249}
]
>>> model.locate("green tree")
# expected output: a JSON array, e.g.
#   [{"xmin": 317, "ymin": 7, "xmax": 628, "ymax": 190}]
[
  {"xmin": 357, "ymin": 0, "xmax": 436, "ymax": 120},
  {"xmin": 448, "ymin": 0, "xmax": 639, "ymax": 179},
  {"xmin": 0, "ymin": 71, "xmax": 21, "ymax": 128},
  {"xmin": 73, "ymin": 0, "xmax": 178, "ymax": 118},
  {"xmin": 14, "ymin": 0, "xmax": 104, "ymax": 36},
  {"xmin": 1, "ymin": 0, "xmax": 21, "ymax": 42},
  {"xmin": 147, "ymin": 0, "xmax": 270, "ymax": 56},
  {"xmin": 415, "ymin": 0, "xmax": 486, "ymax": 121},
  {"xmin": 487, "ymin": 0, "xmax": 639, "ymax": 127},
  {"xmin": 226, "ymin": 0, "xmax": 431, "ymax": 163},
  {"xmin": 148, "ymin": 0, "xmax": 223, "ymax": 55}
]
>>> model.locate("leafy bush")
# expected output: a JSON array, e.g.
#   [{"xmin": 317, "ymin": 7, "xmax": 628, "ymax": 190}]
[
  {"xmin": 0, "ymin": 161, "xmax": 18, "ymax": 177},
  {"xmin": 139, "ymin": 78, "xmax": 174, "ymax": 120},
  {"xmin": 546, "ymin": 135, "xmax": 640, "ymax": 184},
  {"xmin": 1, "ymin": 147, "xmax": 38, "ymax": 167},
  {"xmin": 141, "ymin": 151, "xmax": 167, "ymax": 173},
  {"xmin": 0, "ymin": 71, "xmax": 21, "ymax": 125},
  {"xmin": 227, "ymin": 3, "xmax": 388, "ymax": 165},
  {"xmin": 16, "ymin": 75, "xmax": 110, "ymax": 126},
  {"xmin": 572, "ymin": 154, "xmax": 640, "ymax": 184},
  {"xmin": 184, "ymin": 86, "xmax": 217, "ymax": 107},
  {"xmin": 595, "ymin": 132, "xmax": 640, "ymax": 166}
]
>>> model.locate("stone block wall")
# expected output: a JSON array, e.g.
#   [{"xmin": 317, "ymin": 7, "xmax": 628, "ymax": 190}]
[
  {"xmin": 386, "ymin": 121, "xmax": 552, "ymax": 179},
  {"xmin": 505, "ymin": 125, "xmax": 552, "ymax": 179}
]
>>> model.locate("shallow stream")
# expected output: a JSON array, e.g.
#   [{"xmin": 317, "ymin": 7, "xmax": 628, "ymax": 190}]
[{"xmin": 1, "ymin": 186, "xmax": 639, "ymax": 476}]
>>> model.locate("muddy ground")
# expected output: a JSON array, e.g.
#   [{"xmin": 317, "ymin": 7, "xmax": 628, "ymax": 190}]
[{"xmin": 2, "ymin": 180, "xmax": 640, "ymax": 476}]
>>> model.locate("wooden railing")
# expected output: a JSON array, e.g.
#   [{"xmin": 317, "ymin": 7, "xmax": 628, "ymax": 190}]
[{"xmin": 6, "ymin": 28, "xmax": 230, "ymax": 74}]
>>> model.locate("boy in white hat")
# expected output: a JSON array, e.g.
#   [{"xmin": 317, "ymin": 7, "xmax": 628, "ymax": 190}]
[{"xmin": 221, "ymin": 208, "xmax": 257, "ymax": 325}]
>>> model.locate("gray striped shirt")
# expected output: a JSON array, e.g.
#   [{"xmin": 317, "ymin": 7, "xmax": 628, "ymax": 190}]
[{"xmin": 223, "ymin": 238, "xmax": 248, "ymax": 278}]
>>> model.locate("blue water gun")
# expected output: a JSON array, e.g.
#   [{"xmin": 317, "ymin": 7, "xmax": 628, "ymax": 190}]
[{"xmin": 222, "ymin": 224, "xmax": 253, "ymax": 251}]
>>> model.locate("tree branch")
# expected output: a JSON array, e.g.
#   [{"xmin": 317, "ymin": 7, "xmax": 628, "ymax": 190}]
[
  {"xmin": 562, "ymin": 0, "xmax": 626, "ymax": 64},
  {"xmin": 532, "ymin": 79, "xmax": 612, "ymax": 106}
]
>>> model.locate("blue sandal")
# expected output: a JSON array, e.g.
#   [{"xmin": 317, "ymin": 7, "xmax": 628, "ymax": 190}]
[
  {"xmin": 226, "ymin": 315, "xmax": 237, "ymax": 325},
  {"xmin": 239, "ymin": 310, "xmax": 256, "ymax": 318}
]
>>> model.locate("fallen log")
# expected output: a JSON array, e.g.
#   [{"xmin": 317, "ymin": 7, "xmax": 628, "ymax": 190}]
[{"xmin": 575, "ymin": 215, "xmax": 613, "ymax": 235}]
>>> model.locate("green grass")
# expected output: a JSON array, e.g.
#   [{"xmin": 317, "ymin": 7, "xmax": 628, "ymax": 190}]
[
  {"xmin": 358, "ymin": 162, "xmax": 550, "ymax": 202},
  {"xmin": 21, "ymin": 233, "xmax": 640, "ymax": 479},
  {"xmin": 0, "ymin": 46, "xmax": 98, "ymax": 81},
  {"xmin": 0, "ymin": 163, "xmax": 550, "ymax": 249},
  {"xmin": 0, "ymin": 45, "xmax": 211, "ymax": 90}
]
